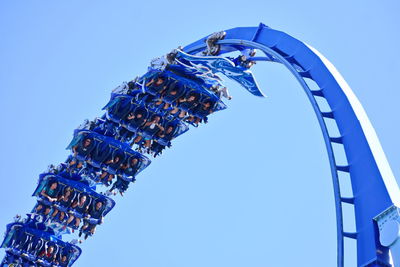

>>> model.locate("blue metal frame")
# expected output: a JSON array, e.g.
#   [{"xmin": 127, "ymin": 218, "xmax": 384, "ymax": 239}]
[
  {"xmin": 184, "ymin": 23, "xmax": 398, "ymax": 266},
  {"xmin": 1, "ymin": 222, "xmax": 82, "ymax": 266},
  {"xmin": 185, "ymin": 36, "xmax": 347, "ymax": 266}
]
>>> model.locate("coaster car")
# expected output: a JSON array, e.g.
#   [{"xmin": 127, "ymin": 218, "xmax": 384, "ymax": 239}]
[
  {"xmin": 1, "ymin": 220, "xmax": 81, "ymax": 267},
  {"xmin": 31, "ymin": 174, "xmax": 115, "ymax": 231},
  {"xmin": 66, "ymin": 130, "xmax": 151, "ymax": 182},
  {"xmin": 139, "ymin": 70, "xmax": 227, "ymax": 115},
  {"xmin": 104, "ymin": 95, "xmax": 189, "ymax": 145}
]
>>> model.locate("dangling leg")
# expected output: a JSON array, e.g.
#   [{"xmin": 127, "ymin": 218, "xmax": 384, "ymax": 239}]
[
  {"xmin": 99, "ymin": 171, "xmax": 108, "ymax": 180},
  {"xmin": 170, "ymin": 107, "xmax": 179, "ymax": 114},
  {"xmin": 179, "ymin": 110, "xmax": 187, "ymax": 118},
  {"xmin": 35, "ymin": 204, "xmax": 44, "ymax": 214},
  {"xmin": 51, "ymin": 209, "xmax": 59, "ymax": 219},
  {"xmin": 218, "ymin": 87, "xmax": 232, "ymax": 100},
  {"xmin": 144, "ymin": 140, "xmax": 151, "ymax": 148},
  {"xmin": 59, "ymin": 211, "xmax": 65, "ymax": 222},
  {"xmin": 75, "ymin": 217, "xmax": 81, "ymax": 228},
  {"xmin": 66, "ymin": 214, "xmax": 75, "ymax": 225},
  {"xmin": 76, "ymin": 161, "xmax": 83, "ymax": 169},
  {"xmin": 106, "ymin": 174, "xmax": 114, "ymax": 186}
]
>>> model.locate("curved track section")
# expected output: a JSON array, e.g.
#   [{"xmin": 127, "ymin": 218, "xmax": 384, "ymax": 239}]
[{"xmin": 183, "ymin": 23, "xmax": 400, "ymax": 267}]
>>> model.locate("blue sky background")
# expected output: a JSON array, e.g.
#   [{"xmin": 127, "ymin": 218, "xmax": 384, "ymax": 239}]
[{"xmin": 0, "ymin": 1, "xmax": 399, "ymax": 266}]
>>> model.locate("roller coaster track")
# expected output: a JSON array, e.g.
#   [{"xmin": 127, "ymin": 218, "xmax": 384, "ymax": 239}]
[
  {"xmin": 183, "ymin": 23, "xmax": 399, "ymax": 267},
  {"xmin": 1, "ymin": 23, "xmax": 399, "ymax": 267}
]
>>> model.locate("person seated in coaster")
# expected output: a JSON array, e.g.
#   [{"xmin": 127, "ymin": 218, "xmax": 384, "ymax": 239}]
[
  {"xmin": 98, "ymin": 170, "xmax": 114, "ymax": 186},
  {"xmin": 179, "ymin": 92, "xmax": 200, "ymax": 110},
  {"xmin": 161, "ymin": 89, "xmax": 177, "ymax": 110},
  {"xmin": 109, "ymin": 177, "xmax": 131, "ymax": 196},
  {"xmin": 142, "ymin": 115, "xmax": 164, "ymax": 134},
  {"xmin": 125, "ymin": 109, "xmax": 147, "ymax": 129},
  {"xmin": 105, "ymin": 154, "xmax": 124, "ymax": 170},
  {"xmin": 171, "ymin": 91, "xmax": 200, "ymax": 118},
  {"xmin": 87, "ymin": 141, "xmax": 112, "ymax": 171},
  {"xmin": 157, "ymin": 125, "xmax": 175, "ymax": 141},
  {"xmin": 80, "ymin": 200, "xmax": 105, "ymax": 239},
  {"xmin": 38, "ymin": 243, "xmax": 56, "ymax": 264},
  {"xmin": 74, "ymin": 137, "xmax": 94, "ymax": 157},
  {"xmin": 162, "ymin": 81, "xmax": 185, "ymax": 109},
  {"xmin": 25, "ymin": 236, "xmax": 45, "ymax": 257},
  {"xmin": 131, "ymin": 133, "xmax": 145, "ymax": 149},
  {"xmin": 146, "ymin": 75, "xmax": 165, "ymax": 88},
  {"xmin": 58, "ymin": 254, "xmax": 70, "ymax": 267},
  {"xmin": 192, "ymin": 100, "xmax": 214, "ymax": 125},
  {"xmin": 56, "ymin": 248, "xmax": 72, "ymax": 267},
  {"xmin": 52, "ymin": 187, "xmax": 75, "ymax": 222},
  {"xmin": 116, "ymin": 126, "xmax": 134, "ymax": 142},
  {"xmin": 66, "ymin": 194, "xmax": 90, "ymax": 228},
  {"xmin": 143, "ymin": 94, "xmax": 163, "ymax": 109},
  {"xmin": 35, "ymin": 203, "xmax": 52, "ymax": 217},
  {"xmin": 69, "ymin": 137, "xmax": 94, "ymax": 169},
  {"xmin": 145, "ymin": 74, "xmax": 168, "ymax": 95},
  {"xmin": 141, "ymin": 115, "xmax": 164, "ymax": 150},
  {"xmin": 147, "ymin": 93, "xmax": 166, "ymax": 109},
  {"xmin": 40, "ymin": 181, "xmax": 60, "ymax": 203},
  {"xmin": 121, "ymin": 157, "xmax": 140, "ymax": 178},
  {"xmin": 210, "ymin": 85, "xmax": 232, "ymax": 100},
  {"xmin": 99, "ymin": 154, "xmax": 123, "ymax": 185}
]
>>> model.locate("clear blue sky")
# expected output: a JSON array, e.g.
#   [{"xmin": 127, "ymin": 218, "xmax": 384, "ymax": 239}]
[{"xmin": 0, "ymin": 1, "xmax": 399, "ymax": 266}]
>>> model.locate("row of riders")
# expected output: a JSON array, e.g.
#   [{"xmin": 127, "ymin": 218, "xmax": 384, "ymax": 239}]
[{"xmin": 1, "ymin": 50, "xmax": 233, "ymax": 266}]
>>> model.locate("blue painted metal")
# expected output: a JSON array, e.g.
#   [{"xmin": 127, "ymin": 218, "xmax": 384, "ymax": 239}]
[
  {"xmin": 184, "ymin": 23, "xmax": 399, "ymax": 266},
  {"xmin": 185, "ymin": 36, "xmax": 347, "ymax": 267},
  {"xmin": 174, "ymin": 49, "xmax": 264, "ymax": 97},
  {"xmin": 1, "ymin": 221, "xmax": 82, "ymax": 266},
  {"xmin": 1, "ymin": 23, "xmax": 398, "ymax": 267}
]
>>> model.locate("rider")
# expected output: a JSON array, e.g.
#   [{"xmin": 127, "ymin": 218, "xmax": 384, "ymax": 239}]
[
  {"xmin": 211, "ymin": 85, "xmax": 232, "ymax": 100},
  {"xmin": 192, "ymin": 100, "xmax": 214, "ymax": 125},
  {"xmin": 121, "ymin": 157, "xmax": 140, "ymax": 178},
  {"xmin": 56, "ymin": 248, "xmax": 72, "ymax": 267},
  {"xmin": 52, "ymin": 187, "xmax": 75, "ymax": 222},
  {"xmin": 69, "ymin": 137, "xmax": 94, "ymax": 170},
  {"xmin": 66, "ymin": 194, "xmax": 90, "ymax": 229},
  {"xmin": 40, "ymin": 181, "xmax": 59, "ymax": 203},
  {"xmin": 80, "ymin": 200, "xmax": 105, "ymax": 239},
  {"xmin": 125, "ymin": 109, "xmax": 147, "ymax": 128},
  {"xmin": 157, "ymin": 125, "xmax": 175, "ymax": 141},
  {"xmin": 109, "ymin": 177, "xmax": 131, "ymax": 196},
  {"xmin": 145, "ymin": 74, "xmax": 168, "ymax": 95},
  {"xmin": 35, "ymin": 203, "xmax": 52, "ymax": 217},
  {"xmin": 141, "ymin": 115, "xmax": 164, "ymax": 151},
  {"xmin": 37, "ymin": 243, "xmax": 57, "ymax": 264},
  {"xmin": 99, "ymin": 154, "xmax": 123, "ymax": 185}
]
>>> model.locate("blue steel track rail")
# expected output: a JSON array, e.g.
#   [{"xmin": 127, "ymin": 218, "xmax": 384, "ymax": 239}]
[{"xmin": 183, "ymin": 23, "xmax": 399, "ymax": 267}]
